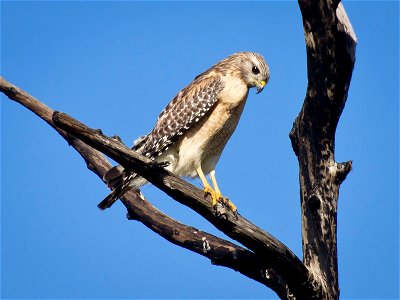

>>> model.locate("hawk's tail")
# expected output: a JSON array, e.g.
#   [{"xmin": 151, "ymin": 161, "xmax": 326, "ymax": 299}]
[{"xmin": 98, "ymin": 165, "xmax": 146, "ymax": 210}]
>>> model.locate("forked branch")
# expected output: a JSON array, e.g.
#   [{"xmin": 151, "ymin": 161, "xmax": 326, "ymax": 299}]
[
  {"xmin": 1, "ymin": 76, "xmax": 316, "ymax": 299},
  {"xmin": 52, "ymin": 111, "xmax": 320, "ymax": 298},
  {"xmin": 1, "ymin": 0, "xmax": 357, "ymax": 298}
]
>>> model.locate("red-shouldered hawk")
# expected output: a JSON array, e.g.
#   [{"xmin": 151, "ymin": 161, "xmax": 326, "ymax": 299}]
[{"xmin": 99, "ymin": 52, "xmax": 270, "ymax": 213}]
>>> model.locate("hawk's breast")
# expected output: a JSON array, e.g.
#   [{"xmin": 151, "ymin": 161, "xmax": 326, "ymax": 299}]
[{"xmin": 159, "ymin": 76, "xmax": 249, "ymax": 177}]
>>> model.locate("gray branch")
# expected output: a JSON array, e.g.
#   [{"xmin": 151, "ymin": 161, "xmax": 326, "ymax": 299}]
[
  {"xmin": 290, "ymin": 1, "xmax": 357, "ymax": 299},
  {"xmin": 1, "ymin": 0, "xmax": 357, "ymax": 298},
  {"xmin": 52, "ymin": 110, "xmax": 319, "ymax": 299},
  {"xmin": 1, "ymin": 76, "xmax": 311, "ymax": 299}
]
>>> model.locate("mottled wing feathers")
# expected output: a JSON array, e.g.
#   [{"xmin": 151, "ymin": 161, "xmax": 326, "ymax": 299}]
[
  {"xmin": 100, "ymin": 74, "xmax": 224, "ymax": 210},
  {"xmin": 140, "ymin": 75, "xmax": 224, "ymax": 157}
]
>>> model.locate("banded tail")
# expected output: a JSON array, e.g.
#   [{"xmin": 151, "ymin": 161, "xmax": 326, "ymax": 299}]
[
  {"xmin": 98, "ymin": 165, "xmax": 146, "ymax": 210},
  {"xmin": 98, "ymin": 135, "xmax": 149, "ymax": 210}
]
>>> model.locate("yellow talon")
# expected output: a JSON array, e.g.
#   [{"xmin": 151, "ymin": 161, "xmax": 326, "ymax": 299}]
[
  {"xmin": 205, "ymin": 184, "xmax": 237, "ymax": 214},
  {"xmin": 203, "ymin": 184, "xmax": 219, "ymax": 207},
  {"xmin": 197, "ymin": 167, "xmax": 237, "ymax": 214},
  {"xmin": 225, "ymin": 198, "xmax": 237, "ymax": 213}
]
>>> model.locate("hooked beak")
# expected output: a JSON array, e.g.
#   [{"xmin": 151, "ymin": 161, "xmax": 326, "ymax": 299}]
[{"xmin": 256, "ymin": 80, "xmax": 266, "ymax": 94}]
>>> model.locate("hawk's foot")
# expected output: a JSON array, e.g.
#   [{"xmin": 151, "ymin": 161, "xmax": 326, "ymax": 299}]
[
  {"xmin": 203, "ymin": 185, "xmax": 237, "ymax": 216},
  {"xmin": 203, "ymin": 184, "xmax": 219, "ymax": 206},
  {"xmin": 221, "ymin": 197, "xmax": 237, "ymax": 215}
]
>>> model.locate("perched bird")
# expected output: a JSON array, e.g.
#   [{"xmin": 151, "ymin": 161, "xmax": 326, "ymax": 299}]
[{"xmin": 99, "ymin": 52, "xmax": 270, "ymax": 212}]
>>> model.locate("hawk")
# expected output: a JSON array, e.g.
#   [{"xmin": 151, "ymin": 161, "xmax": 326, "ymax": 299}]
[{"xmin": 99, "ymin": 52, "xmax": 270, "ymax": 213}]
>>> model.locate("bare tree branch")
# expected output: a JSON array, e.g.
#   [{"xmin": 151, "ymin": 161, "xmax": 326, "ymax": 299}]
[
  {"xmin": 1, "ymin": 76, "xmax": 304, "ymax": 299},
  {"xmin": 1, "ymin": 1, "xmax": 357, "ymax": 298},
  {"xmin": 290, "ymin": 1, "xmax": 357, "ymax": 299},
  {"xmin": 52, "ymin": 110, "xmax": 320, "ymax": 299}
]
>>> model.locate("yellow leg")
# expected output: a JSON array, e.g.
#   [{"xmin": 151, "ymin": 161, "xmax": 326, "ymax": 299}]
[
  {"xmin": 196, "ymin": 167, "xmax": 218, "ymax": 207},
  {"xmin": 196, "ymin": 166, "xmax": 209, "ymax": 188},
  {"xmin": 196, "ymin": 167, "xmax": 238, "ymax": 213},
  {"xmin": 209, "ymin": 170, "xmax": 222, "ymax": 198},
  {"xmin": 209, "ymin": 169, "xmax": 237, "ymax": 213}
]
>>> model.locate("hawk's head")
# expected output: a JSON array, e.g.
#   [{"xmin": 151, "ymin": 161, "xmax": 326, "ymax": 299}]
[
  {"xmin": 220, "ymin": 52, "xmax": 270, "ymax": 94},
  {"xmin": 236, "ymin": 52, "xmax": 270, "ymax": 94}
]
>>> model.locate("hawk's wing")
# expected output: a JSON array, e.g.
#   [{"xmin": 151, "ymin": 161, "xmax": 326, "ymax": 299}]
[
  {"xmin": 99, "ymin": 74, "xmax": 224, "ymax": 210},
  {"xmin": 140, "ymin": 74, "xmax": 225, "ymax": 157}
]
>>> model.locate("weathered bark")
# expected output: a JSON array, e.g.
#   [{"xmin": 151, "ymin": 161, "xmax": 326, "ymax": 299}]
[
  {"xmin": 1, "ymin": 0, "xmax": 356, "ymax": 298},
  {"xmin": 51, "ymin": 110, "xmax": 320, "ymax": 299},
  {"xmin": 0, "ymin": 76, "xmax": 293, "ymax": 299},
  {"xmin": 289, "ymin": 1, "xmax": 356, "ymax": 299},
  {"xmin": 0, "ymin": 75, "xmax": 320, "ymax": 299}
]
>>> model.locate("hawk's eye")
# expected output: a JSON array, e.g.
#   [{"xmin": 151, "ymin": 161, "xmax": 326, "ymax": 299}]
[{"xmin": 252, "ymin": 66, "xmax": 260, "ymax": 75}]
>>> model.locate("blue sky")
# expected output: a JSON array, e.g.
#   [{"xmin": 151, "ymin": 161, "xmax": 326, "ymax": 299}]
[{"xmin": 1, "ymin": 1, "xmax": 398, "ymax": 299}]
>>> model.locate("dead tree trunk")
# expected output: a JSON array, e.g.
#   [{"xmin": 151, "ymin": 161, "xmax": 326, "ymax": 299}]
[
  {"xmin": 1, "ymin": 1, "xmax": 356, "ymax": 299},
  {"xmin": 290, "ymin": 1, "xmax": 356, "ymax": 299}
]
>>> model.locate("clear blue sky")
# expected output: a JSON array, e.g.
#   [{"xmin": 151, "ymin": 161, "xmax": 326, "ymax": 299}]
[{"xmin": 1, "ymin": 1, "xmax": 398, "ymax": 299}]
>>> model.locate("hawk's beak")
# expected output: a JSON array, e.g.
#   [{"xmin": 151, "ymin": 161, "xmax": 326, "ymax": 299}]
[{"xmin": 256, "ymin": 80, "xmax": 266, "ymax": 94}]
